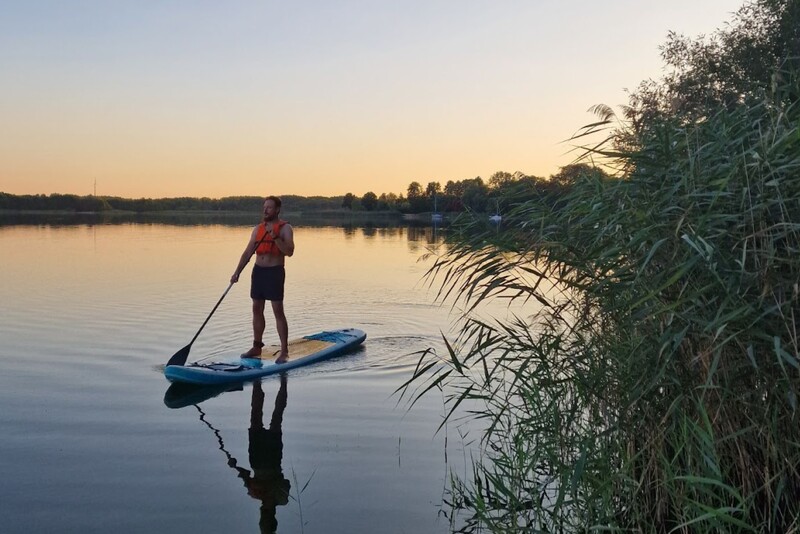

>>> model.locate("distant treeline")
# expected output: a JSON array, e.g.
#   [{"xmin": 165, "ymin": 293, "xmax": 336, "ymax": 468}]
[
  {"xmin": 0, "ymin": 193, "xmax": 344, "ymax": 214},
  {"xmin": 383, "ymin": 165, "xmax": 606, "ymax": 214},
  {"xmin": 0, "ymin": 165, "xmax": 599, "ymax": 215}
]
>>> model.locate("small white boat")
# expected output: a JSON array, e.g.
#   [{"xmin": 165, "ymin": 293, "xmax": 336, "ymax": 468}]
[
  {"xmin": 489, "ymin": 200, "xmax": 501, "ymax": 223},
  {"xmin": 432, "ymin": 193, "xmax": 443, "ymax": 222}
]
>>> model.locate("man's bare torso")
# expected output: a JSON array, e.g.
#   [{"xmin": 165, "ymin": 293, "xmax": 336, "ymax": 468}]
[{"xmin": 254, "ymin": 252, "xmax": 284, "ymax": 268}]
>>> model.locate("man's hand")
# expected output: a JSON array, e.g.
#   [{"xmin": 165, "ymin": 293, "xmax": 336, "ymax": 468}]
[{"xmin": 231, "ymin": 272, "xmax": 240, "ymax": 284}]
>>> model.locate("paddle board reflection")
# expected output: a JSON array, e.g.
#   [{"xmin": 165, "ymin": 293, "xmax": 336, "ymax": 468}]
[
  {"xmin": 163, "ymin": 381, "xmax": 244, "ymax": 409},
  {"xmin": 230, "ymin": 375, "xmax": 290, "ymax": 533}
]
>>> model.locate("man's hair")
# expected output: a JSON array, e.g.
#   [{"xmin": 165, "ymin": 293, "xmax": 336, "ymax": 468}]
[{"xmin": 265, "ymin": 195, "xmax": 282, "ymax": 209}]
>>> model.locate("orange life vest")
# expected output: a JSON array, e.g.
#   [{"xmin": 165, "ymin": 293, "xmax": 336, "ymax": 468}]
[{"xmin": 255, "ymin": 220, "xmax": 287, "ymax": 255}]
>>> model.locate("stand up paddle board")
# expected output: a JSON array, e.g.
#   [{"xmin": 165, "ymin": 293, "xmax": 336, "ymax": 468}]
[{"xmin": 164, "ymin": 328, "xmax": 366, "ymax": 385}]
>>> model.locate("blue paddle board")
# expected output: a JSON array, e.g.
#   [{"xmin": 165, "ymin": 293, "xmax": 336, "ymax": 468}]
[{"xmin": 164, "ymin": 328, "xmax": 366, "ymax": 385}]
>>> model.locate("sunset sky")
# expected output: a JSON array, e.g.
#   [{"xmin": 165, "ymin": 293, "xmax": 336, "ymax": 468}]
[{"xmin": 1, "ymin": 1, "xmax": 744, "ymax": 199}]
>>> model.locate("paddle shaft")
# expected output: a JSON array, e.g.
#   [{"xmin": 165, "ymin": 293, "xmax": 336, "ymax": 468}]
[{"xmin": 188, "ymin": 282, "xmax": 234, "ymax": 346}]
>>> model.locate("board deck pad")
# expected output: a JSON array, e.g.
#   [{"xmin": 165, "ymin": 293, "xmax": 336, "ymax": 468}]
[
  {"xmin": 259, "ymin": 338, "xmax": 334, "ymax": 359},
  {"xmin": 164, "ymin": 328, "xmax": 366, "ymax": 385}
]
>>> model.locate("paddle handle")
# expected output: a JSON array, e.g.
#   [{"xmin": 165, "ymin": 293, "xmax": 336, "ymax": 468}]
[{"xmin": 189, "ymin": 282, "xmax": 234, "ymax": 346}]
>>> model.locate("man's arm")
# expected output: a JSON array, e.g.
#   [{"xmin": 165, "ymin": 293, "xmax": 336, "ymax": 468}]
[
  {"xmin": 275, "ymin": 224, "xmax": 295, "ymax": 257},
  {"xmin": 231, "ymin": 227, "xmax": 259, "ymax": 283}
]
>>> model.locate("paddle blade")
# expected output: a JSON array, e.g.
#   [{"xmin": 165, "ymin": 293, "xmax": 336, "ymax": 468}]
[{"xmin": 167, "ymin": 344, "xmax": 192, "ymax": 367}]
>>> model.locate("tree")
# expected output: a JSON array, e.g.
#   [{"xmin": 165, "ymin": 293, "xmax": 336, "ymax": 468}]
[
  {"xmin": 627, "ymin": 0, "xmax": 800, "ymax": 127},
  {"xmin": 488, "ymin": 171, "xmax": 514, "ymax": 190},
  {"xmin": 361, "ymin": 191, "xmax": 378, "ymax": 211},
  {"xmin": 461, "ymin": 178, "xmax": 489, "ymax": 212},
  {"xmin": 407, "ymin": 181, "xmax": 423, "ymax": 199},
  {"xmin": 425, "ymin": 181, "xmax": 441, "ymax": 197},
  {"xmin": 342, "ymin": 193, "xmax": 356, "ymax": 209},
  {"xmin": 549, "ymin": 164, "xmax": 606, "ymax": 188},
  {"xmin": 379, "ymin": 192, "xmax": 399, "ymax": 211}
]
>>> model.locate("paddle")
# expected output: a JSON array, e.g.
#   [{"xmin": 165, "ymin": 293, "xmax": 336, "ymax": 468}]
[
  {"xmin": 166, "ymin": 282, "xmax": 235, "ymax": 367},
  {"xmin": 166, "ymin": 220, "xmax": 272, "ymax": 367}
]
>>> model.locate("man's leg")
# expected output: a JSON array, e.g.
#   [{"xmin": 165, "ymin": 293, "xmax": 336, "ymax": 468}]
[
  {"xmin": 250, "ymin": 381, "xmax": 264, "ymax": 428},
  {"xmin": 271, "ymin": 300, "xmax": 289, "ymax": 363},
  {"xmin": 242, "ymin": 299, "xmax": 266, "ymax": 357}
]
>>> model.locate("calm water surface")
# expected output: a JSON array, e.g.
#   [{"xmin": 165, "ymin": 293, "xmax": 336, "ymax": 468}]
[{"xmin": 0, "ymin": 218, "xmax": 484, "ymax": 533}]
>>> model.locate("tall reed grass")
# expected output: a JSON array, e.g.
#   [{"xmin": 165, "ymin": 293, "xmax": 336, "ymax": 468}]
[{"xmin": 405, "ymin": 64, "xmax": 800, "ymax": 532}]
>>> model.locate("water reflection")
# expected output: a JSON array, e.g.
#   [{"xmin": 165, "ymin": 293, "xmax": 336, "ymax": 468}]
[
  {"xmin": 164, "ymin": 376, "xmax": 290, "ymax": 533},
  {"xmin": 163, "ymin": 382, "xmax": 244, "ymax": 409},
  {"xmin": 0, "ymin": 211, "xmax": 259, "ymax": 227},
  {"xmin": 0, "ymin": 212, "xmax": 445, "ymax": 243},
  {"xmin": 406, "ymin": 225, "xmax": 441, "ymax": 245},
  {"xmin": 0, "ymin": 211, "xmax": 427, "ymax": 229},
  {"xmin": 235, "ymin": 376, "xmax": 290, "ymax": 533}
]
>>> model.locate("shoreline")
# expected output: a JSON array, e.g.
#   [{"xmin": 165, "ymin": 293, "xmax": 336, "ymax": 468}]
[{"xmin": 0, "ymin": 208, "xmax": 404, "ymax": 217}]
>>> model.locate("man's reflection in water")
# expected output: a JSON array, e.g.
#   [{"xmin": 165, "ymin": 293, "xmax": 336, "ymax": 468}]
[{"xmin": 229, "ymin": 374, "xmax": 290, "ymax": 533}]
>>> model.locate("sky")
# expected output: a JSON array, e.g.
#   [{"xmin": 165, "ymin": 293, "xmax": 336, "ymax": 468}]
[{"xmin": 0, "ymin": 1, "xmax": 745, "ymax": 199}]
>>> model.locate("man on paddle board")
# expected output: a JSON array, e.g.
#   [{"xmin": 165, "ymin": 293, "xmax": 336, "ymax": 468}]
[{"xmin": 231, "ymin": 196, "xmax": 295, "ymax": 363}]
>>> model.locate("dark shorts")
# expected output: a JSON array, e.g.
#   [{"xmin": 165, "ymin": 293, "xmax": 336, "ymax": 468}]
[{"xmin": 251, "ymin": 265, "xmax": 285, "ymax": 302}]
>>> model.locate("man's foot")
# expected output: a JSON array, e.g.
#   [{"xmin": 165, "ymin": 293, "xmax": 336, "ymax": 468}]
[
  {"xmin": 274, "ymin": 350, "xmax": 289, "ymax": 364},
  {"xmin": 241, "ymin": 342, "xmax": 264, "ymax": 358}
]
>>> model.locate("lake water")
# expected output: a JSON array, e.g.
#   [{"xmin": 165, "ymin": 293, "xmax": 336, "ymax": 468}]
[{"xmin": 0, "ymin": 216, "xmax": 486, "ymax": 533}]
